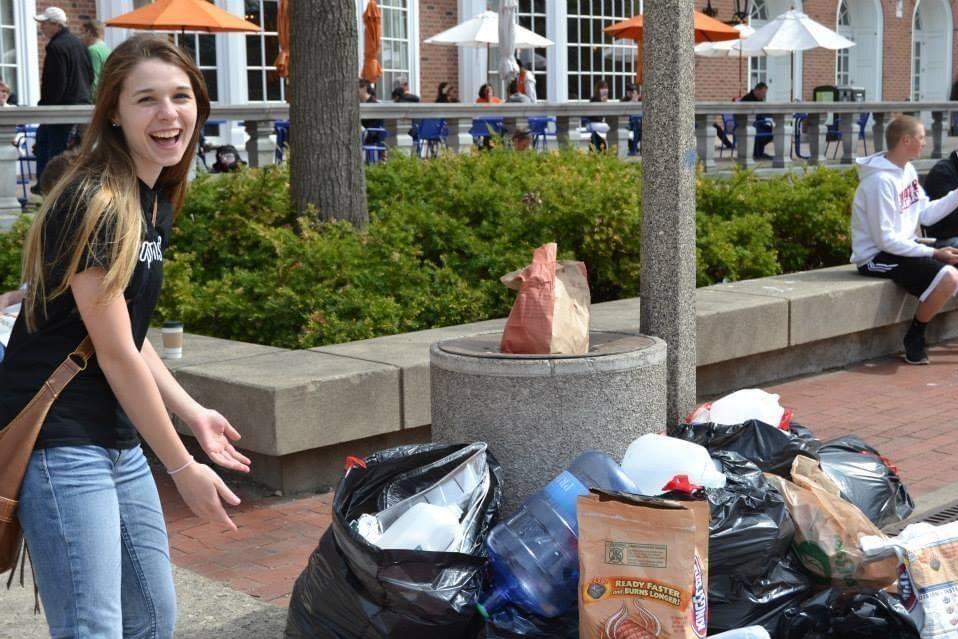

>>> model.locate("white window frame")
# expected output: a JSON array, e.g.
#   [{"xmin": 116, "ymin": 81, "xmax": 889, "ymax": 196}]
[
  {"xmin": 565, "ymin": 0, "xmax": 641, "ymax": 102},
  {"xmin": 357, "ymin": 0, "xmax": 419, "ymax": 100},
  {"xmin": 836, "ymin": 0, "xmax": 851, "ymax": 87},
  {"xmin": 245, "ymin": 0, "xmax": 286, "ymax": 102}
]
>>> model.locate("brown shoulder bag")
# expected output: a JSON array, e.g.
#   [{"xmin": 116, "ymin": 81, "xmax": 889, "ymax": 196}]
[{"xmin": 0, "ymin": 336, "xmax": 94, "ymax": 576}]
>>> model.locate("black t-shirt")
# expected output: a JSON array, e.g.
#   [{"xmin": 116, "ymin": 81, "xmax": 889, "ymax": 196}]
[{"xmin": 0, "ymin": 179, "xmax": 172, "ymax": 449}]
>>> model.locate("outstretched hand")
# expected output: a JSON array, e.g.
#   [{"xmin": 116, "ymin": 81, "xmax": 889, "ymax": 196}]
[
  {"xmin": 933, "ymin": 246, "xmax": 958, "ymax": 265},
  {"xmin": 187, "ymin": 408, "xmax": 251, "ymax": 473}
]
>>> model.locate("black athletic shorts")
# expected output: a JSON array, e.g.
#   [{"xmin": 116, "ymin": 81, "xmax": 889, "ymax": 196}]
[{"xmin": 858, "ymin": 251, "xmax": 949, "ymax": 300}]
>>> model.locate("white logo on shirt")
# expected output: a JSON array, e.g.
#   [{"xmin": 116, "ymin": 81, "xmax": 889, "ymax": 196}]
[{"xmin": 139, "ymin": 235, "xmax": 163, "ymax": 267}]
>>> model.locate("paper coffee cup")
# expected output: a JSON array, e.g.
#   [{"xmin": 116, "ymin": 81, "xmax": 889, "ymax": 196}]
[{"xmin": 161, "ymin": 321, "xmax": 184, "ymax": 359}]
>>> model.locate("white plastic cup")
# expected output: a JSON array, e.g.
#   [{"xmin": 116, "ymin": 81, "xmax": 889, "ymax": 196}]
[
  {"xmin": 620, "ymin": 433, "xmax": 726, "ymax": 496},
  {"xmin": 161, "ymin": 321, "xmax": 184, "ymax": 359}
]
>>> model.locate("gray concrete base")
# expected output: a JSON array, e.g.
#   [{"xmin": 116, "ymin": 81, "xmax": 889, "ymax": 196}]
[{"xmin": 430, "ymin": 331, "xmax": 667, "ymax": 512}]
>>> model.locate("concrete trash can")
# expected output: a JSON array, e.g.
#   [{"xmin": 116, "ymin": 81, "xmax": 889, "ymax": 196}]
[{"xmin": 430, "ymin": 331, "xmax": 667, "ymax": 512}]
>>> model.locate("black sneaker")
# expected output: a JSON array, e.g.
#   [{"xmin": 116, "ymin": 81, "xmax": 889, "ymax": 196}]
[{"xmin": 903, "ymin": 332, "xmax": 930, "ymax": 365}]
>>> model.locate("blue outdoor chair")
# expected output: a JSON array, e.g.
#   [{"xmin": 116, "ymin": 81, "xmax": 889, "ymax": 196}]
[
  {"xmin": 16, "ymin": 124, "xmax": 37, "ymax": 208},
  {"xmin": 362, "ymin": 127, "xmax": 388, "ymax": 164},
  {"xmin": 528, "ymin": 116, "xmax": 556, "ymax": 151},
  {"xmin": 791, "ymin": 113, "xmax": 809, "ymax": 159},
  {"xmin": 469, "ymin": 117, "xmax": 505, "ymax": 149},
  {"xmin": 274, "ymin": 120, "xmax": 290, "ymax": 163},
  {"xmin": 825, "ymin": 112, "xmax": 870, "ymax": 159},
  {"xmin": 717, "ymin": 114, "xmax": 736, "ymax": 158},
  {"xmin": 628, "ymin": 115, "xmax": 642, "ymax": 156},
  {"xmin": 412, "ymin": 118, "xmax": 448, "ymax": 158}
]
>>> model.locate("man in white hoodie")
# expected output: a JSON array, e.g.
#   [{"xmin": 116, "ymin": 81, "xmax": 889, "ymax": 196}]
[{"xmin": 852, "ymin": 115, "xmax": 958, "ymax": 364}]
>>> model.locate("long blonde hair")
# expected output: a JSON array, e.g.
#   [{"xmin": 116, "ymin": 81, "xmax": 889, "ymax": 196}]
[{"xmin": 21, "ymin": 35, "xmax": 210, "ymax": 331}]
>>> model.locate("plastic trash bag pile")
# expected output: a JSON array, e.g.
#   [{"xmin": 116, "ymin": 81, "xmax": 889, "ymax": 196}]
[{"xmin": 287, "ymin": 388, "xmax": 928, "ymax": 639}]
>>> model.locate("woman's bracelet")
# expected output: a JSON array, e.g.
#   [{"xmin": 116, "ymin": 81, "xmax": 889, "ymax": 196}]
[{"xmin": 167, "ymin": 456, "xmax": 195, "ymax": 476}]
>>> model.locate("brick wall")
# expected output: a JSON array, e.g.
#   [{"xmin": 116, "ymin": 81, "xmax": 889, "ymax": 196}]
[{"xmin": 418, "ymin": 0, "xmax": 460, "ymax": 102}]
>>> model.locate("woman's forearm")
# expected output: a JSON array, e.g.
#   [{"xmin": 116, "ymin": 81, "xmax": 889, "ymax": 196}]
[{"xmin": 141, "ymin": 338, "xmax": 202, "ymax": 424}]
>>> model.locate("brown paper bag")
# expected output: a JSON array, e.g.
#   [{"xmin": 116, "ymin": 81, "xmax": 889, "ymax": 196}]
[
  {"xmin": 765, "ymin": 456, "xmax": 898, "ymax": 588},
  {"xmin": 578, "ymin": 490, "xmax": 710, "ymax": 639},
  {"xmin": 500, "ymin": 242, "xmax": 590, "ymax": 355}
]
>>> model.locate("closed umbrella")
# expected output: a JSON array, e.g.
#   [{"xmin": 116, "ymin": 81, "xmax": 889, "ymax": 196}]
[
  {"xmin": 733, "ymin": 9, "xmax": 854, "ymax": 101},
  {"xmin": 105, "ymin": 0, "xmax": 260, "ymax": 33},
  {"xmin": 274, "ymin": 0, "xmax": 289, "ymax": 78},
  {"xmin": 361, "ymin": 0, "xmax": 383, "ymax": 84},
  {"xmin": 605, "ymin": 11, "xmax": 741, "ymax": 44},
  {"xmin": 497, "ymin": 0, "xmax": 519, "ymax": 83}
]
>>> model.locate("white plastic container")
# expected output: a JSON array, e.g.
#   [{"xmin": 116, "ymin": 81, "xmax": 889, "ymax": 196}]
[
  {"xmin": 692, "ymin": 389, "xmax": 785, "ymax": 428},
  {"xmin": 621, "ymin": 434, "xmax": 727, "ymax": 496},
  {"xmin": 375, "ymin": 503, "xmax": 462, "ymax": 552},
  {"xmin": 707, "ymin": 627, "xmax": 771, "ymax": 639}
]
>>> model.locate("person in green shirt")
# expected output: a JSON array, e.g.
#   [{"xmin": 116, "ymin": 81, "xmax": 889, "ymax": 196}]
[{"xmin": 81, "ymin": 20, "xmax": 111, "ymax": 97}]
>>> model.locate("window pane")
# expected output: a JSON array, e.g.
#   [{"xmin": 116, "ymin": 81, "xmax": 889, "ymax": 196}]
[
  {"xmin": 247, "ymin": 70, "xmax": 263, "ymax": 100},
  {"xmin": 265, "ymin": 35, "xmax": 279, "ymax": 65},
  {"xmin": 263, "ymin": 0, "xmax": 278, "ymax": 32},
  {"xmin": 199, "ymin": 35, "xmax": 216, "ymax": 66},
  {"xmin": 247, "ymin": 35, "xmax": 262, "ymax": 67},
  {"xmin": 266, "ymin": 72, "xmax": 282, "ymax": 101},
  {"xmin": 203, "ymin": 69, "xmax": 218, "ymax": 101},
  {"xmin": 0, "ymin": 0, "xmax": 12, "ymax": 27}
]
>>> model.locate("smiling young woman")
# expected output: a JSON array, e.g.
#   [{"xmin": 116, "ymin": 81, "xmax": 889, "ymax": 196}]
[{"xmin": 0, "ymin": 35, "xmax": 251, "ymax": 638}]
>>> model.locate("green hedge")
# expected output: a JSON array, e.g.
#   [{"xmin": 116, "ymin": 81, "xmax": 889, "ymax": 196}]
[{"xmin": 0, "ymin": 150, "xmax": 857, "ymax": 348}]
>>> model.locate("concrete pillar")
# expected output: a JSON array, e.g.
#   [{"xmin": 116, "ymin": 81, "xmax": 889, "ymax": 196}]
[
  {"xmin": 734, "ymin": 114, "xmax": 755, "ymax": 169},
  {"xmin": 243, "ymin": 120, "xmax": 277, "ymax": 168},
  {"xmin": 430, "ymin": 332, "xmax": 667, "ymax": 511},
  {"xmin": 640, "ymin": 0, "xmax": 696, "ymax": 426},
  {"xmin": 0, "ymin": 124, "xmax": 22, "ymax": 216},
  {"xmin": 806, "ymin": 112, "xmax": 827, "ymax": 165},
  {"xmin": 839, "ymin": 112, "xmax": 854, "ymax": 164},
  {"xmin": 695, "ymin": 113, "xmax": 715, "ymax": 172},
  {"xmin": 385, "ymin": 117, "xmax": 416, "ymax": 157},
  {"xmin": 872, "ymin": 112, "xmax": 886, "ymax": 154},
  {"xmin": 772, "ymin": 113, "xmax": 792, "ymax": 169},
  {"xmin": 931, "ymin": 111, "xmax": 944, "ymax": 160},
  {"xmin": 445, "ymin": 118, "xmax": 473, "ymax": 154}
]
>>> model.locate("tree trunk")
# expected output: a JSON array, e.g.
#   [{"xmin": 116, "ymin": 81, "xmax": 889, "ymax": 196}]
[{"xmin": 289, "ymin": 0, "xmax": 368, "ymax": 228}]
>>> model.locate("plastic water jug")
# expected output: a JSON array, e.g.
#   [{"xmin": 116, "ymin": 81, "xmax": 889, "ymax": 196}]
[
  {"xmin": 693, "ymin": 389, "xmax": 786, "ymax": 428},
  {"xmin": 707, "ymin": 626, "xmax": 771, "ymax": 639},
  {"xmin": 375, "ymin": 502, "xmax": 462, "ymax": 551},
  {"xmin": 620, "ymin": 434, "xmax": 727, "ymax": 496},
  {"xmin": 479, "ymin": 451, "xmax": 638, "ymax": 619}
]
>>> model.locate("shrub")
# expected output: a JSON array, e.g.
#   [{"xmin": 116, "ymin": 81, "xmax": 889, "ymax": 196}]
[{"xmin": 0, "ymin": 152, "xmax": 858, "ymax": 348}]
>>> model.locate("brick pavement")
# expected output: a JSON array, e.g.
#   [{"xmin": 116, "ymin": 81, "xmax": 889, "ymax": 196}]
[{"xmin": 159, "ymin": 341, "xmax": 958, "ymax": 608}]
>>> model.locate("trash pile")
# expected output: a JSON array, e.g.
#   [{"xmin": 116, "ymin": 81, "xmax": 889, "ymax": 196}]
[{"xmin": 286, "ymin": 388, "xmax": 939, "ymax": 639}]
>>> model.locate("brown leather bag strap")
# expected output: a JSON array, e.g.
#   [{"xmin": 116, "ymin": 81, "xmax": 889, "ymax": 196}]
[{"xmin": 43, "ymin": 336, "xmax": 94, "ymax": 399}]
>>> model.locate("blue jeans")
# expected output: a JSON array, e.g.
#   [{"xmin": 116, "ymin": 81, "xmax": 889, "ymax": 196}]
[{"xmin": 19, "ymin": 445, "xmax": 176, "ymax": 639}]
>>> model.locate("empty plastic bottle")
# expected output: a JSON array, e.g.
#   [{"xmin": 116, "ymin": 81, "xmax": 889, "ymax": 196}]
[
  {"xmin": 478, "ymin": 451, "xmax": 638, "ymax": 619},
  {"xmin": 621, "ymin": 433, "xmax": 726, "ymax": 496}
]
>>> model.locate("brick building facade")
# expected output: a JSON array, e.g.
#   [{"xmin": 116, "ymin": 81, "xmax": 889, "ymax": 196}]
[{"xmin": 10, "ymin": 0, "xmax": 958, "ymax": 107}]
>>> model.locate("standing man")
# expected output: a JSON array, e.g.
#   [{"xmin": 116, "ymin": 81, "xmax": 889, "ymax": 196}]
[
  {"xmin": 34, "ymin": 7, "xmax": 93, "ymax": 182},
  {"xmin": 81, "ymin": 20, "xmax": 111, "ymax": 97}
]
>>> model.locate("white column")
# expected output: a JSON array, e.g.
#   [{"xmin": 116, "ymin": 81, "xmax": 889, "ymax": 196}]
[
  {"xmin": 458, "ymin": 0, "xmax": 486, "ymax": 103},
  {"xmin": 409, "ymin": 0, "xmax": 421, "ymax": 96},
  {"xmin": 97, "ymin": 0, "xmax": 132, "ymax": 50},
  {"xmin": 547, "ymin": 1, "xmax": 567, "ymax": 102},
  {"xmin": 218, "ymin": 0, "xmax": 250, "ymax": 149},
  {"xmin": 15, "ymin": 0, "xmax": 40, "ymax": 106}
]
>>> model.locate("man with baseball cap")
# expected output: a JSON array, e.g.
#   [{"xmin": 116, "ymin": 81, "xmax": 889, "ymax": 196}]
[{"xmin": 33, "ymin": 6, "xmax": 93, "ymax": 183}]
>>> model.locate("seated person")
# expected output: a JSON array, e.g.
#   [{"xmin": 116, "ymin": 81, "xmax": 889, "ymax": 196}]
[
  {"xmin": 512, "ymin": 127, "xmax": 532, "ymax": 152},
  {"xmin": 210, "ymin": 145, "xmax": 246, "ymax": 173},
  {"xmin": 922, "ymin": 150, "xmax": 958, "ymax": 248},
  {"xmin": 358, "ymin": 79, "xmax": 387, "ymax": 147},
  {"xmin": 740, "ymin": 82, "xmax": 773, "ymax": 159},
  {"xmin": 852, "ymin": 115, "xmax": 958, "ymax": 365},
  {"xmin": 505, "ymin": 79, "xmax": 531, "ymax": 104},
  {"xmin": 476, "ymin": 84, "xmax": 502, "ymax": 104},
  {"xmin": 391, "ymin": 77, "xmax": 421, "ymax": 103}
]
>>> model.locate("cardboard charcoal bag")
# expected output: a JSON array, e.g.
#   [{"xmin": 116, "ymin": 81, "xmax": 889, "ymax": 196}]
[
  {"xmin": 577, "ymin": 490, "xmax": 710, "ymax": 639},
  {"xmin": 500, "ymin": 242, "xmax": 590, "ymax": 355}
]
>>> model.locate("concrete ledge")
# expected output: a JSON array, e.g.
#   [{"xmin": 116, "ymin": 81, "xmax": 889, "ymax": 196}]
[{"xmin": 155, "ymin": 263, "xmax": 955, "ymax": 492}]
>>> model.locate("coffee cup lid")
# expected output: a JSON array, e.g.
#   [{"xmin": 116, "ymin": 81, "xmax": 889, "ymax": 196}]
[{"xmin": 162, "ymin": 321, "xmax": 184, "ymax": 329}]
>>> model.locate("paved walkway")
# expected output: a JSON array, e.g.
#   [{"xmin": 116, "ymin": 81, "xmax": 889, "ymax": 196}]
[{"xmin": 6, "ymin": 342, "xmax": 958, "ymax": 637}]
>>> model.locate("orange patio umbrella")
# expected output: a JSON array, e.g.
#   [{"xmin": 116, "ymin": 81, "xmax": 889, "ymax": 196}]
[
  {"xmin": 274, "ymin": 0, "xmax": 289, "ymax": 78},
  {"xmin": 361, "ymin": 0, "xmax": 383, "ymax": 84},
  {"xmin": 105, "ymin": 0, "xmax": 261, "ymax": 33},
  {"xmin": 605, "ymin": 11, "xmax": 741, "ymax": 44}
]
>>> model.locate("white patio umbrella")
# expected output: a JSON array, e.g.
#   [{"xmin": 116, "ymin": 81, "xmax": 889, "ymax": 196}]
[
  {"xmin": 694, "ymin": 24, "xmax": 758, "ymax": 97},
  {"xmin": 732, "ymin": 10, "xmax": 854, "ymax": 101},
  {"xmin": 498, "ymin": 0, "xmax": 520, "ymax": 83}
]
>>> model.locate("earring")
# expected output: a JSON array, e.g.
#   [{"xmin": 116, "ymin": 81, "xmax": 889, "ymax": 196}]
[{"xmin": 111, "ymin": 121, "xmax": 120, "ymax": 128}]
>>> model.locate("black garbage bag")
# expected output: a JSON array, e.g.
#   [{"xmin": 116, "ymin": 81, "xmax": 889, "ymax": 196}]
[
  {"xmin": 778, "ymin": 588, "xmax": 920, "ymax": 639},
  {"xmin": 708, "ymin": 551, "xmax": 813, "ymax": 634},
  {"xmin": 480, "ymin": 604, "xmax": 578, "ymax": 638},
  {"xmin": 707, "ymin": 451, "xmax": 795, "ymax": 579},
  {"xmin": 286, "ymin": 443, "xmax": 503, "ymax": 639},
  {"xmin": 669, "ymin": 419, "xmax": 822, "ymax": 477},
  {"xmin": 817, "ymin": 436, "xmax": 914, "ymax": 529}
]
